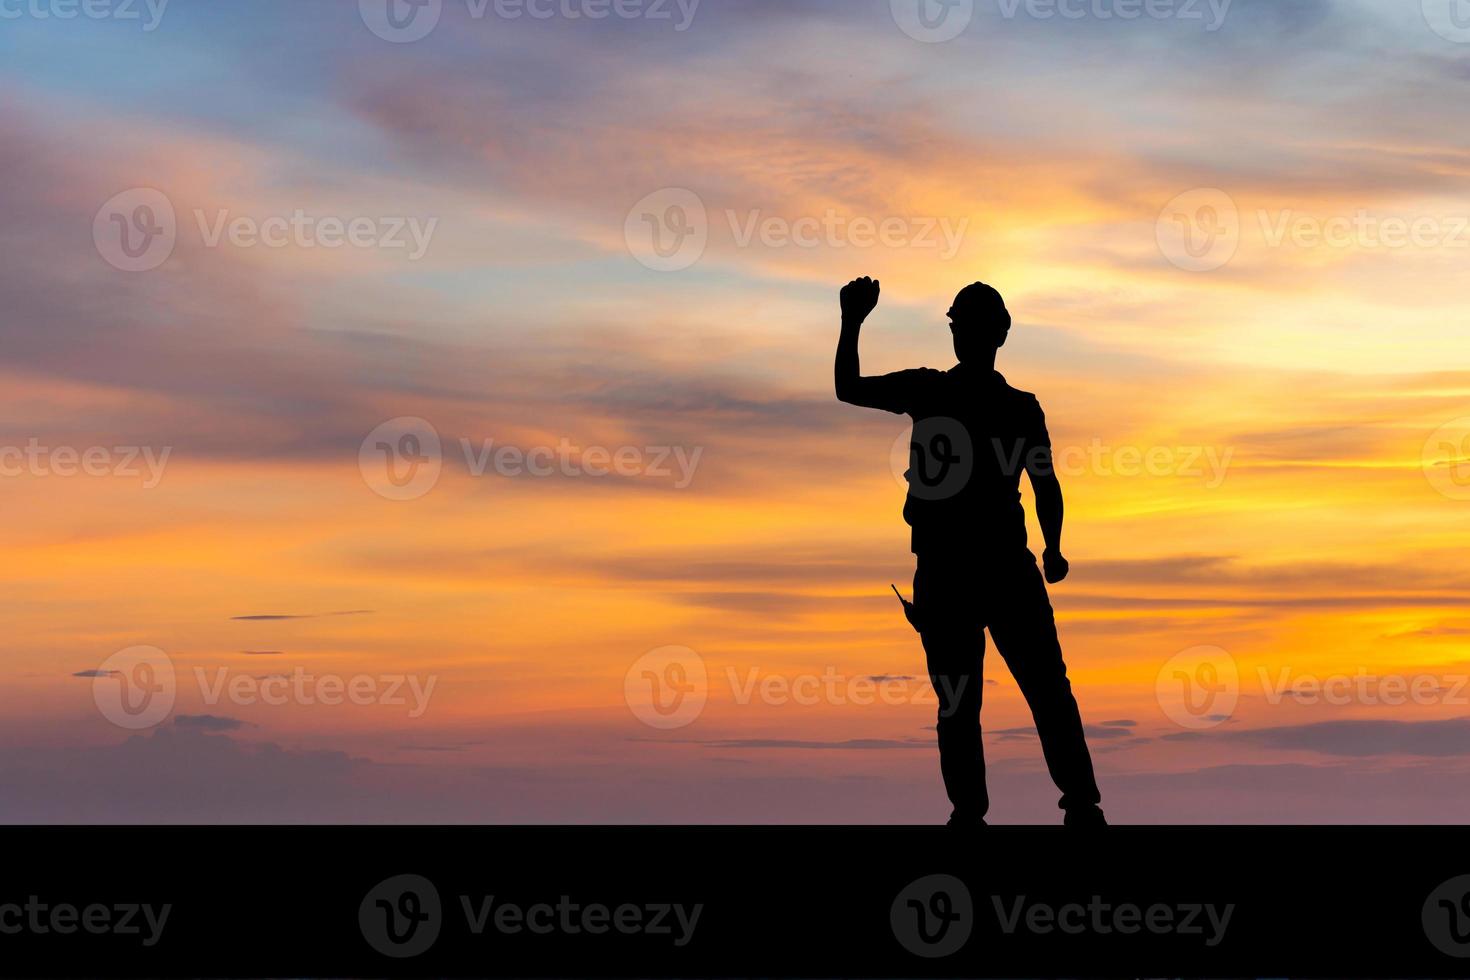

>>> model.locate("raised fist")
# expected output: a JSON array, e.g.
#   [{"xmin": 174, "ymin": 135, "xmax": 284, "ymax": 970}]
[
  {"xmin": 1043, "ymin": 548, "xmax": 1070, "ymax": 585},
  {"xmin": 840, "ymin": 276, "xmax": 880, "ymax": 323}
]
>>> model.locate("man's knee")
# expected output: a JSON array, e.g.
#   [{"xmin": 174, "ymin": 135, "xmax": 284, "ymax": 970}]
[
  {"xmin": 929, "ymin": 666, "xmax": 977, "ymax": 710},
  {"xmin": 1011, "ymin": 654, "xmax": 1076, "ymax": 705},
  {"xmin": 934, "ymin": 698, "xmax": 978, "ymax": 743}
]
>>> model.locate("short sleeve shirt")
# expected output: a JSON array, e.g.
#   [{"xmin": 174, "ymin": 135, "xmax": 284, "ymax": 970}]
[{"xmin": 872, "ymin": 364, "xmax": 1049, "ymax": 556}]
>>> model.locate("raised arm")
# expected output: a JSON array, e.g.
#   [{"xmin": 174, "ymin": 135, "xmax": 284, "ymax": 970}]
[{"xmin": 834, "ymin": 276, "xmax": 885, "ymax": 408}]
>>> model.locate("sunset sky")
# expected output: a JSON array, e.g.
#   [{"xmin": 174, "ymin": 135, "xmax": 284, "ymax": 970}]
[{"xmin": 4, "ymin": 0, "xmax": 1470, "ymax": 822}]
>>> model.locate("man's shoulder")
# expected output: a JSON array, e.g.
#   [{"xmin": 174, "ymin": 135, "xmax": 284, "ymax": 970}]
[
  {"xmin": 993, "ymin": 373, "xmax": 1043, "ymax": 408},
  {"xmin": 906, "ymin": 367, "xmax": 1046, "ymax": 414},
  {"xmin": 995, "ymin": 379, "xmax": 1049, "ymax": 437},
  {"xmin": 887, "ymin": 366, "xmax": 949, "ymax": 389},
  {"xmin": 1013, "ymin": 387, "xmax": 1044, "ymax": 413}
]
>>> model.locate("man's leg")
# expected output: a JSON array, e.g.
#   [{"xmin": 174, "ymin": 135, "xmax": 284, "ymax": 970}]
[
  {"xmin": 986, "ymin": 559, "xmax": 1102, "ymax": 817},
  {"xmin": 914, "ymin": 557, "xmax": 987, "ymax": 823}
]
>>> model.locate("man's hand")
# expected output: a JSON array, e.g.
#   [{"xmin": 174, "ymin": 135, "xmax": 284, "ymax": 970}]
[
  {"xmin": 1043, "ymin": 548, "xmax": 1070, "ymax": 584},
  {"xmin": 840, "ymin": 276, "xmax": 880, "ymax": 324}
]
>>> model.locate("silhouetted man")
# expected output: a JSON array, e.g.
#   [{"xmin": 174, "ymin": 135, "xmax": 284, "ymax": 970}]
[{"xmin": 835, "ymin": 277, "xmax": 1105, "ymax": 827}]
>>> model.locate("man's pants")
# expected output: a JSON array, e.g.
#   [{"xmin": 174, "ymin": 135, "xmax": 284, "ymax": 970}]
[{"xmin": 913, "ymin": 550, "xmax": 1101, "ymax": 820}]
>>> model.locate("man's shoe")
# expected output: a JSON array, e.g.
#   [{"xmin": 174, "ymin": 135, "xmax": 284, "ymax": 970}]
[
  {"xmin": 1063, "ymin": 805, "xmax": 1107, "ymax": 828},
  {"xmin": 946, "ymin": 811, "xmax": 988, "ymax": 827}
]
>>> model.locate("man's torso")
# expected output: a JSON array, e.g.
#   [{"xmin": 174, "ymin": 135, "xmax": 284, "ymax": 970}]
[{"xmin": 885, "ymin": 365, "xmax": 1048, "ymax": 558}]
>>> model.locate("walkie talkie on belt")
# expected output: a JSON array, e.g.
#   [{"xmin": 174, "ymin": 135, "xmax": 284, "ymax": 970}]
[{"xmin": 891, "ymin": 584, "xmax": 921, "ymax": 633}]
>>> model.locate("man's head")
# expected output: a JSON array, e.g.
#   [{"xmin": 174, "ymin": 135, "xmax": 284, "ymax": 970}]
[{"xmin": 947, "ymin": 282, "xmax": 1011, "ymax": 364}]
